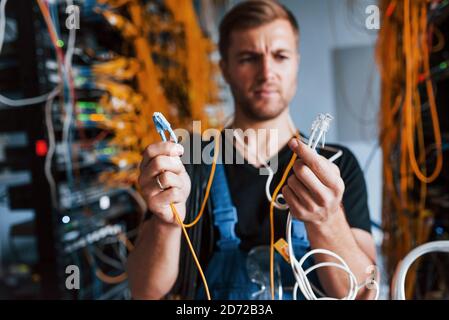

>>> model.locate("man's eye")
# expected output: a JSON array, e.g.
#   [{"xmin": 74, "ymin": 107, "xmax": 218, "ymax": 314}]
[
  {"xmin": 240, "ymin": 56, "xmax": 256, "ymax": 63},
  {"xmin": 275, "ymin": 55, "xmax": 289, "ymax": 61}
]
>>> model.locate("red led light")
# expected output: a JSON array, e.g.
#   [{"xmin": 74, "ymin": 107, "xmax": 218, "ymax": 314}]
[{"xmin": 35, "ymin": 140, "xmax": 48, "ymax": 157}]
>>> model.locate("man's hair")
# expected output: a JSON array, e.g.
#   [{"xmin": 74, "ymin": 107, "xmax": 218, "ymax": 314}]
[{"xmin": 218, "ymin": 0, "xmax": 300, "ymax": 60}]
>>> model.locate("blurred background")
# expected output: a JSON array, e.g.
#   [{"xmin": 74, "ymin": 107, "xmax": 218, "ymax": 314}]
[{"xmin": 0, "ymin": 0, "xmax": 448, "ymax": 299}]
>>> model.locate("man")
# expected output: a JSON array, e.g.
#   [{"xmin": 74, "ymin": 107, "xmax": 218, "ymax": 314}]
[{"xmin": 128, "ymin": 0, "xmax": 376, "ymax": 300}]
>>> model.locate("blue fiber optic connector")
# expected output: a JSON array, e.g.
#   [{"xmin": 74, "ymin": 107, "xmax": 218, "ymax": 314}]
[{"xmin": 152, "ymin": 112, "xmax": 178, "ymax": 143}]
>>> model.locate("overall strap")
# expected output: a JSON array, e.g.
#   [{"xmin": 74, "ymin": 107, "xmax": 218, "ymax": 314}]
[
  {"xmin": 210, "ymin": 163, "xmax": 240, "ymax": 250},
  {"xmin": 291, "ymin": 218, "xmax": 310, "ymax": 248}
]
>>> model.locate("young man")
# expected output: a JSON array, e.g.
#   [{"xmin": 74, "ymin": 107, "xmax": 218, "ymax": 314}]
[{"xmin": 128, "ymin": 0, "xmax": 377, "ymax": 300}]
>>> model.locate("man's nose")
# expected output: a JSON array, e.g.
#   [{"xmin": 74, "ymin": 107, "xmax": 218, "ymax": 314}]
[{"xmin": 259, "ymin": 55, "xmax": 275, "ymax": 81}]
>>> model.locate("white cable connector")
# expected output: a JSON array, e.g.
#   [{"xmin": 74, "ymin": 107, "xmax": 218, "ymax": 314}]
[
  {"xmin": 233, "ymin": 113, "xmax": 342, "ymax": 210},
  {"xmin": 308, "ymin": 113, "xmax": 333, "ymax": 150},
  {"xmin": 286, "ymin": 113, "xmax": 379, "ymax": 300}
]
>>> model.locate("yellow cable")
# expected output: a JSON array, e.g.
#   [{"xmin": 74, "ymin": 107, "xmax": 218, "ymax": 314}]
[
  {"xmin": 95, "ymin": 270, "xmax": 128, "ymax": 284},
  {"xmin": 268, "ymin": 133, "xmax": 300, "ymax": 300},
  {"xmin": 269, "ymin": 153, "xmax": 297, "ymax": 300},
  {"xmin": 170, "ymin": 203, "xmax": 211, "ymax": 300},
  {"xmin": 161, "ymin": 131, "xmax": 221, "ymax": 300},
  {"xmin": 84, "ymin": 247, "xmax": 128, "ymax": 285},
  {"xmin": 183, "ymin": 133, "xmax": 220, "ymax": 228},
  {"xmin": 36, "ymin": 0, "xmax": 59, "ymax": 48},
  {"xmin": 174, "ymin": 131, "xmax": 222, "ymax": 299}
]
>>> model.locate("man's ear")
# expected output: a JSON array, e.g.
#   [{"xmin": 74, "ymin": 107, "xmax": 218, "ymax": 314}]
[{"xmin": 219, "ymin": 59, "xmax": 230, "ymax": 84}]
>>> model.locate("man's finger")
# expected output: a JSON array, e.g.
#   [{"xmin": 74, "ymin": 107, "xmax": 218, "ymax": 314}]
[
  {"xmin": 292, "ymin": 160, "xmax": 329, "ymax": 198},
  {"xmin": 283, "ymin": 186, "xmax": 325, "ymax": 223},
  {"xmin": 288, "ymin": 138, "xmax": 338, "ymax": 188},
  {"xmin": 282, "ymin": 185, "xmax": 309, "ymax": 221},
  {"xmin": 140, "ymin": 171, "xmax": 184, "ymax": 198},
  {"xmin": 149, "ymin": 188, "xmax": 185, "ymax": 211},
  {"xmin": 287, "ymin": 175, "xmax": 321, "ymax": 210},
  {"xmin": 140, "ymin": 142, "xmax": 184, "ymax": 170},
  {"xmin": 147, "ymin": 155, "xmax": 185, "ymax": 178}
]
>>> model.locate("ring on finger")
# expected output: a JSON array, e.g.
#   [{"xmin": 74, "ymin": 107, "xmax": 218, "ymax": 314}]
[{"xmin": 156, "ymin": 175, "xmax": 165, "ymax": 190}]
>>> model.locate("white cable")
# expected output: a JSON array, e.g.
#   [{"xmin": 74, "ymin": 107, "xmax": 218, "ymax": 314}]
[
  {"xmin": 392, "ymin": 240, "xmax": 449, "ymax": 300},
  {"xmin": 328, "ymin": 148, "xmax": 343, "ymax": 163},
  {"xmin": 232, "ymin": 113, "xmax": 369, "ymax": 299},
  {"xmin": 287, "ymin": 214, "xmax": 376, "ymax": 300},
  {"xmin": 44, "ymin": 87, "xmax": 61, "ymax": 209},
  {"xmin": 64, "ymin": 0, "xmax": 76, "ymax": 78},
  {"xmin": 0, "ymin": 0, "xmax": 7, "ymax": 55},
  {"xmin": 232, "ymin": 114, "xmax": 298, "ymax": 210},
  {"xmin": 0, "ymin": 87, "xmax": 60, "ymax": 107},
  {"xmin": 43, "ymin": 0, "xmax": 76, "ymax": 208},
  {"xmin": 286, "ymin": 113, "xmax": 379, "ymax": 300},
  {"xmin": 0, "ymin": 0, "xmax": 59, "ymax": 108},
  {"xmin": 233, "ymin": 113, "xmax": 343, "ymax": 210},
  {"xmin": 62, "ymin": 0, "xmax": 76, "ymax": 185},
  {"xmin": 233, "ymin": 131, "xmax": 288, "ymax": 210}
]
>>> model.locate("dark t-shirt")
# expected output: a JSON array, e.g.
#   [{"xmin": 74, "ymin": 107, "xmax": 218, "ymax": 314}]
[
  {"xmin": 223, "ymin": 136, "xmax": 372, "ymax": 252},
  {"xmin": 171, "ymin": 132, "xmax": 371, "ymax": 298}
]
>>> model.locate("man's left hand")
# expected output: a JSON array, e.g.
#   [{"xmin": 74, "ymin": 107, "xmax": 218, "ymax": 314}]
[{"xmin": 282, "ymin": 138, "xmax": 345, "ymax": 226}]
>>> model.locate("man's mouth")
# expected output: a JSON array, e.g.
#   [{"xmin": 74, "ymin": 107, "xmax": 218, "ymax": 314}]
[{"xmin": 253, "ymin": 87, "xmax": 279, "ymax": 98}]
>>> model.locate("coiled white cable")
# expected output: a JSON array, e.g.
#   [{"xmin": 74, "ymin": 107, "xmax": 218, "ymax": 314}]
[
  {"xmin": 232, "ymin": 113, "xmax": 377, "ymax": 299},
  {"xmin": 392, "ymin": 240, "xmax": 449, "ymax": 300},
  {"xmin": 286, "ymin": 113, "xmax": 379, "ymax": 300},
  {"xmin": 287, "ymin": 214, "xmax": 379, "ymax": 300}
]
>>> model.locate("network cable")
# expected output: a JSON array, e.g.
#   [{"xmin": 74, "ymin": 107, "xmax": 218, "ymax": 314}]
[
  {"xmin": 284, "ymin": 114, "xmax": 379, "ymax": 300},
  {"xmin": 0, "ymin": 0, "xmax": 61, "ymax": 108},
  {"xmin": 152, "ymin": 112, "xmax": 212, "ymax": 300},
  {"xmin": 233, "ymin": 113, "xmax": 366, "ymax": 300},
  {"xmin": 256, "ymin": 113, "xmax": 379, "ymax": 300}
]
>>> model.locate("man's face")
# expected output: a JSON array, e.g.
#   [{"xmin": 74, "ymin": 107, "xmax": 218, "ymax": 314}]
[{"xmin": 221, "ymin": 19, "xmax": 299, "ymax": 121}]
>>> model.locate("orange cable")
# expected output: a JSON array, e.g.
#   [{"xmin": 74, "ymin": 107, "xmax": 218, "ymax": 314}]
[
  {"xmin": 268, "ymin": 133, "xmax": 300, "ymax": 300},
  {"xmin": 183, "ymin": 133, "xmax": 220, "ymax": 228},
  {"xmin": 170, "ymin": 203, "xmax": 211, "ymax": 300}
]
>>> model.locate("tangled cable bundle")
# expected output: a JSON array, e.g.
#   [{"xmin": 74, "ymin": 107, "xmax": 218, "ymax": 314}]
[{"xmin": 376, "ymin": 0, "xmax": 444, "ymax": 298}]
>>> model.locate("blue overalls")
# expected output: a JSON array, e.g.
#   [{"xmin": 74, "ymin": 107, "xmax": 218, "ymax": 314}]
[{"xmin": 196, "ymin": 163, "xmax": 317, "ymax": 300}]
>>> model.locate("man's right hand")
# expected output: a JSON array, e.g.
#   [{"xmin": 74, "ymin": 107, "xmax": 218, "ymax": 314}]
[{"xmin": 138, "ymin": 141, "xmax": 191, "ymax": 225}]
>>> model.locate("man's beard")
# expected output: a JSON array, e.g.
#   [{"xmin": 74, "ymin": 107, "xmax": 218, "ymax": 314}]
[{"xmin": 232, "ymin": 88, "xmax": 289, "ymax": 121}]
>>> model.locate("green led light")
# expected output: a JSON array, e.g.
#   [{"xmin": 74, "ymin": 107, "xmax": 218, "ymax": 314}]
[
  {"xmin": 75, "ymin": 76, "xmax": 87, "ymax": 87},
  {"xmin": 77, "ymin": 101, "xmax": 99, "ymax": 109},
  {"xmin": 440, "ymin": 62, "xmax": 448, "ymax": 70},
  {"xmin": 104, "ymin": 147, "xmax": 115, "ymax": 155},
  {"xmin": 77, "ymin": 114, "xmax": 90, "ymax": 122},
  {"xmin": 96, "ymin": 107, "xmax": 104, "ymax": 113},
  {"xmin": 99, "ymin": 147, "xmax": 115, "ymax": 155},
  {"xmin": 56, "ymin": 39, "xmax": 64, "ymax": 48}
]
